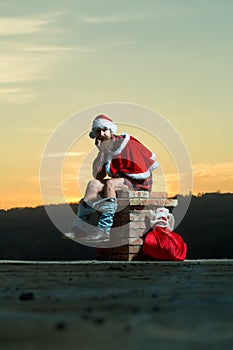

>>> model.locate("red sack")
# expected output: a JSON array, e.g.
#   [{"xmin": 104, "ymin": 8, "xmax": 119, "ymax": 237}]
[{"xmin": 143, "ymin": 226, "xmax": 187, "ymax": 261}]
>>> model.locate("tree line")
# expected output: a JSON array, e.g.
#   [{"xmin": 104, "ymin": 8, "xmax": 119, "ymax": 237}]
[{"xmin": 0, "ymin": 193, "xmax": 232, "ymax": 260}]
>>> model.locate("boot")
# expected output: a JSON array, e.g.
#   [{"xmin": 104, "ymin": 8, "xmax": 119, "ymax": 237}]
[
  {"xmin": 83, "ymin": 197, "xmax": 117, "ymax": 242},
  {"xmin": 65, "ymin": 199, "xmax": 99, "ymax": 239}
]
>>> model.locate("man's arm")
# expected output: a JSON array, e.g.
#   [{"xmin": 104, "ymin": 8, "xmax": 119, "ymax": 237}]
[{"xmin": 92, "ymin": 152, "xmax": 106, "ymax": 180}]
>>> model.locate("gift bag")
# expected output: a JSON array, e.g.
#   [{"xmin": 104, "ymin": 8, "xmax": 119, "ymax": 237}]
[{"xmin": 143, "ymin": 208, "xmax": 187, "ymax": 261}]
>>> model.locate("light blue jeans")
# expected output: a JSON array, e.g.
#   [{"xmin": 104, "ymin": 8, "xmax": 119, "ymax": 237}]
[
  {"xmin": 94, "ymin": 198, "xmax": 117, "ymax": 234},
  {"xmin": 74, "ymin": 198, "xmax": 117, "ymax": 234}
]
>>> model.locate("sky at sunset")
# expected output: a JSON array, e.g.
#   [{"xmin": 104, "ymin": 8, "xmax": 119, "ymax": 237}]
[{"xmin": 0, "ymin": 0, "xmax": 232, "ymax": 210}]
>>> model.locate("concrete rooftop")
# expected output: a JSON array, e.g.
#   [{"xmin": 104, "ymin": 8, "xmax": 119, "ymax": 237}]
[{"xmin": 0, "ymin": 259, "xmax": 233, "ymax": 350}]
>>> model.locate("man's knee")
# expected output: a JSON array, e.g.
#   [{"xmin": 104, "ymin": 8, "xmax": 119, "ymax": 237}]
[
  {"xmin": 106, "ymin": 178, "xmax": 130, "ymax": 191},
  {"xmin": 105, "ymin": 179, "xmax": 115, "ymax": 191},
  {"xmin": 87, "ymin": 179, "xmax": 103, "ymax": 191}
]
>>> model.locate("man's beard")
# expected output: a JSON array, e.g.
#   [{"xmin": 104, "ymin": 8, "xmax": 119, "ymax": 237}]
[
  {"xmin": 98, "ymin": 136, "xmax": 113, "ymax": 152},
  {"xmin": 99, "ymin": 134, "xmax": 111, "ymax": 142}
]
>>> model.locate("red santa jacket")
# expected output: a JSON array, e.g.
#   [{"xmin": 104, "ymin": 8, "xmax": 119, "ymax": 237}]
[{"xmin": 93, "ymin": 134, "xmax": 159, "ymax": 190}]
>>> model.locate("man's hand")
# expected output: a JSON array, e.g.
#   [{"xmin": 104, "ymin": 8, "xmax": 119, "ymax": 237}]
[
  {"xmin": 95, "ymin": 138, "xmax": 113, "ymax": 152},
  {"xmin": 95, "ymin": 138, "xmax": 102, "ymax": 149}
]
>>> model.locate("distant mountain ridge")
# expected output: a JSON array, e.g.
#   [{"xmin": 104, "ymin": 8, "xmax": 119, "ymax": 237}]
[{"xmin": 0, "ymin": 193, "xmax": 232, "ymax": 260}]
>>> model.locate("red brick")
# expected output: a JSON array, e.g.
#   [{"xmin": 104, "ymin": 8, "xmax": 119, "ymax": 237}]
[
  {"xmin": 129, "ymin": 254, "xmax": 140, "ymax": 261},
  {"xmin": 165, "ymin": 198, "xmax": 178, "ymax": 207},
  {"xmin": 129, "ymin": 212, "xmax": 141, "ymax": 220},
  {"xmin": 139, "ymin": 198, "xmax": 166, "ymax": 206},
  {"xmin": 129, "ymin": 211, "xmax": 150, "ymax": 221},
  {"xmin": 96, "ymin": 250, "xmax": 112, "ymax": 260},
  {"xmin": 150, "ymin": 191, "xmax": 168, "ymax": 198},
  {"xmin": 128, "ymin": 229, "xmax": 146, "ymax": 239},
  {"xmin": 112, "ymin": 245, "xmax": 129, "ymax": 254},
  {"xmin": 129, "ymin": 198, "xmax": 140, "ymax": 206},
  {"xmin": 132, "ymin": 191, "xmax": 150, "ymax": 198},
  {"xmin": 129, "ymin": 221, "xmax": 147, "ymax": 229},
  {"xmin": 96, "ymin": 193, "xmax": 178, "ymax": 261},
  {"xmin": 110, "ymin": 238, "xmax": 129, "ymax": 247},
  {"xmin": 118, "ymin": 190, "xmax": 150, "ymax": 198},
  {"xmin": 128, "ymin": 237, "xmax": 144, "ymax": 245},
  {"xmin": 128, "ymin": 245, "xmax": 142, "ymax": 253},
  {"xmin": 111, "ymin": 253, "xmax": 129, "ymax": 261}
]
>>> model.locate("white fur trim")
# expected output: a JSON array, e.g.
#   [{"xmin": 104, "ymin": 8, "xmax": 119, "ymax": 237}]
[
  {"xmin": 106, "ymin": 158, "xmax": 158, "ymax": 180},
  {"xmin": 105, "ymin": 151, "xmax": 112, "ymax": 176},
  {"xmin": 149, "ymin": 154, "xmax": 159, "ymax": 172},
  {"xmin": 126, "ymin": 154, "xmax": 159, "ymax": 179},
  {"xmin": 125, "ymin": 170, "xmax": 151, "ymax": 179},
  {"xmin": 105, "ymin": 134, "xmax": 159, "ymax": 178},
  {"xmin": 111, "ymin": 133, "xmax": 130, "ymax": 155},
  {"xmin": 105, "ymin": 134, "xmax": 130, "ymax": 176}
]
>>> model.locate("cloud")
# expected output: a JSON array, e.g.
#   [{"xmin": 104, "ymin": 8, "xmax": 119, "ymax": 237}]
[
  {"xmin": 193, "ymin": 161, "xmax": 233, "ymax": 193},
  {"xmin": 22, "ymin": 45, "xmax": 95, "ymax": 54},
  {"xmin": 193, "ymin": 161, "xmax": 233, "ymax": 178},
  {"xmin": 82, "ymin": 9, "xmax": 192, "ymax": 24},
  {"xmin": 82, "ymin": 14, "xmax": 151, "ymax": 24},
  {"xmin": 0, "ymin": 49, "xmax": 61, "ymax": 83},
  {"xmin": 24, "ymin": 46, "xmax": 77, "ymax": 53},
  {"xmin": 0, "ymin": 86, "xmax": 38, "ymax": 103},
  {"xmin": 0, "ymin": 13, "xmax": 72, "ymax": 90},
  {"xmin": 0, "ymin": 15, "xmax": 55, "ymax": 37},
  {"xmin": 154, "ymin": 161, "xmax": 233, "ymax": 195},
  {"xmin": 0, "ymin": 42, "xmax": 91, "ymax": 92},
  {"xmin": 0, "ymin": 45, "xmax": 78, "ymax": 102},
  {"xmin": 17, "ymin": 127, "xmax": 53, "ymax": 135},
  {"xmin": 0, "ymin": 87, "xmax": 19, "ymax": 95},
  {"xmin": 43, "ymin": 152, "xmax": 85, "ymax": 158}
]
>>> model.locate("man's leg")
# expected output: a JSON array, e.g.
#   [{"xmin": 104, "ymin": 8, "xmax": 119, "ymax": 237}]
[
  {"xmin": 66, "ymin": 179, "xmax": 104, "ymax": 238},
  {"xmin": 84, "ymin": 178, "xmax": 131, "ymax": 242},
  {"xmin": 97, "ymin": 178, "xmax": 131, "ymax": 232},
  {"xmin": 67, "ymin": 177, "xmax": 132, "ymax": 243},
  {"xmin": 83, "ymin": 179, "xmax": 105, "ymax": 202},
  {"xmin": 104, "ymin": 178, "xmax": 131, "ymax": 197}
]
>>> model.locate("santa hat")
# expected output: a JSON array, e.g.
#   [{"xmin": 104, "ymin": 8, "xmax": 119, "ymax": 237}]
[{"xmin": 89, "ymin": 115, "xmax": 117, "ymax": 138}]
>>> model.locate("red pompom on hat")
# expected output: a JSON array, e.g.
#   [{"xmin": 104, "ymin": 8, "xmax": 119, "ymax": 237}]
[{"xmin": 89, "ymin": 115, "xmax": 117, "ymax": 138}]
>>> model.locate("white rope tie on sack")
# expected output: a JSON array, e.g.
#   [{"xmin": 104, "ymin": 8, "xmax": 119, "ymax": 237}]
[{"xmin": 149, "ymin": 207, "xmax": 175, "ymax": 231}]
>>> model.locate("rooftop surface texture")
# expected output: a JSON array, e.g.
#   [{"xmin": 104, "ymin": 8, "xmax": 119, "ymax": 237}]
[{"xmin": 1, "ymin": 259, "xmax": 232, "ymax": 350}]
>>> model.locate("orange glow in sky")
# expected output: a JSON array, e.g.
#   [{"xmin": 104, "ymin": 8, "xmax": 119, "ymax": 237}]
[{"xmin": 0, "ymin": 1, "xmax": 232, "ymax": 209}]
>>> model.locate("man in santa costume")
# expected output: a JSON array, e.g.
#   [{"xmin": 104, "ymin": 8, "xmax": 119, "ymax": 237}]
[{"xmin": 68, "ymin": 114, "xmax": 159, "ymax": 243}]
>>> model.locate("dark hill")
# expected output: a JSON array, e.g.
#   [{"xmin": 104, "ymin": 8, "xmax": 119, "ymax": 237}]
[
  {"xmin": 0, "ymin": 204, "xmax": 95, "ymax": 260},
  {"xmin": 176, "ymin": 193, "xmax": 233, "ymax": 259},
  {"xmin": 0, "ymin": 193, "xmax": 232, "ymax": 260}
]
